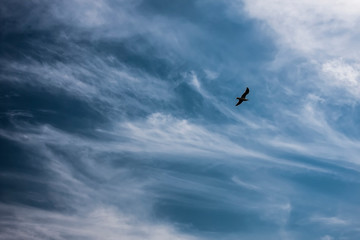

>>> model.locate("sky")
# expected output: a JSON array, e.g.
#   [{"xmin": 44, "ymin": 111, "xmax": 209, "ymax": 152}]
[{"xmin": 1, "ymin": 0, "xmax": 360, "ymax": 239}]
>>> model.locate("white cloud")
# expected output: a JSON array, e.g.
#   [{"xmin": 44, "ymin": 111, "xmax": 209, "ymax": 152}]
[
  {"xmin": 189, "ymin": 71, "xmax": 201, "ymax": 91},
  {"xmin": 321, "ymin": 235, "xmax": 334, "ymax": 240},
  {"xmin": 241, "ymin": 0, "xmax": 360, "ymax": 58},
  {"xmin": 0, "ymin": 118, "xmax": 203, "ymax": 240},
  {"xmin": 225, "ymin": 1, "xmax": 360, "ymax": 167},
  {"xmin": 231, "ymin": 176, "xmax": 260, "ymax": 190},
  {"xmin": 1, "ymin": 107, "xmax": 335, "ymax": 175},
  {"xmin": 102, "ymin": 112, "xmax": 266, "ymax": 159},
  {"xmin": 263, "ymin": 94, "xmax": 360, "ymax": 166},
  {"xmin": 4, "ymin": 0, "xmax": 200, "ymax": 59},
  {"xmin": 239, "ymin": 0, "xmax": 360, "ymax": 105},
  {"xmin": 322, "ymin": 59, "xmax": 360, "ymax": 100},
  {"xmin": 186, "ymin": 72, "xmax": 277, "ymax": 130},
  {"xmin": 311, "ymin": 216, "xmax": 348, "ymax": 226},
  {"xmin": 203, "ymin": 69, "xmax": 219, "ymax": 80},
  {"xmin": 0, "ymin": 204, "xmax": 199, "ymax": 240},
  {"xmin": 51, "ymin": 0, "xmax": 113, "ymax": 28},
  {"xmin": 0, "ymin": 50, "xmax": 173, "ymax": 115},
  {"xmin": 0, "ymin": 115, "xmax": 299, "ymax": 239}
]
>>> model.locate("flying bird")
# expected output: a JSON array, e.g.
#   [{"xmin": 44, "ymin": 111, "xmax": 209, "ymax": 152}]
[{"xmin": 236, "ymin": 87, "xmax": 249, "ymax": 106}]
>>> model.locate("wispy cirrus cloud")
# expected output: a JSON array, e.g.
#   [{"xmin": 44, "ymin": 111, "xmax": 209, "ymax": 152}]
[
  {"xmin": 219, "ymin": 0, "xmax": 360, "ymax": 172},
  {"xmin": 241, "ymin": 0, "xmax": 360, "ymax": 58},
  {"xmin": 0, "ymin": 116, "xmax": 293, "ymax": 239},
  {"xmin": 238, "ymin": 0, "xmax": 360, "ymax": 103},
  {"xmin": 310, "ymin": 216, "xmax": 348, "ymax": 226},
  {"xmin": 0, "ymin": 117, "xmax": 202, "ymax": 240},
  {"xmin": 0, "ymin": 204, "xmax": 200, "ymax": 240},
  {"xmin": 0, "ymin": 49, "xmax": 173, "ymax": 118}
]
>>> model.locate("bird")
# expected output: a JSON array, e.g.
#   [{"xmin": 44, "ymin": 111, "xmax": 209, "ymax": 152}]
[{"xmin": 236, "ymin": 87, "xmax": 249, "ymax": 106}]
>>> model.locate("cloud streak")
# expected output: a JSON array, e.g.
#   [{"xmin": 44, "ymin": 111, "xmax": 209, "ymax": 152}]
[{"xmin": 0, "ymin": 204, "xmax": 200, "ymax": 240}]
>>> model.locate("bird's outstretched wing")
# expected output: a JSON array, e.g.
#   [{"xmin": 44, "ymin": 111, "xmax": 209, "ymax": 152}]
[
  {"xmin": 241, "ymin": 87, "xmax": 249, "ymax": 98},
  {"xmin": 235, "ymin": 98, "xmax": 243, "ymax": 106}
]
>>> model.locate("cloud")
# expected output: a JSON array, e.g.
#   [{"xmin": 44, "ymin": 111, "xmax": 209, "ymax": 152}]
[
  {"xmin": 0, "ymin": 118, "xmax": 203, "ymax": 240},
  {"xmin": 1, "ymin": 0, "xmax": 139, "ymax": 35},
  {"xmin": 0, "ymin": 112, "xmax": 263, "ymax": 160},
  {"xmin": 311, "ymin": 216, "xmax": 348, "ymax": 226},
  {"xmin": 0, "ymin": 116, "xmax": 296, "ymax": 238},
  {"xmin": 203, "ymin": 69, "xmax": 219, "ymax": 80},
  {"xmin": 0, "ymin": 47, "xmax": 173, "ymax": 117},
  {"xmin": 322, "ymin": 59, "xmax": 360, "ymax": 100},
  {"xmin": 241, "ymin": 0, "xmax": 360, "ymax": 58},
  {"xmin": 239, "ymin": 0, "xmax": 360, "ymax": 105},
  {"xmin": 0, "ymin": 204, "xmax": 199, "ymax": 240},
  {"xmin": 231, "ymin": 176, "xmax": 259, "ymax": 191},
  {"xmin": 1, "ymin": 0, "xmax": 202, "ymax": 62},
  {"xmin": 321, "ymin": 236, "xmax": 334, "ymax": 240},
  {"xmin": 1, "ymin": 100, "xmax": 332, "ymax": 177},
  {"xmin": 185, "ymin": 72, "xmax": 277, "ymax": 130},
  {"xmin": 267, "ymin": 95, "xmax": 360, "ymax": 166},
  {"xmin": 222, "ymin": 1, "xmax": 360, "ymax": 169},
  {"xmin": 110, "ymin": 112, "xmax": 338, "ymax": 173}
]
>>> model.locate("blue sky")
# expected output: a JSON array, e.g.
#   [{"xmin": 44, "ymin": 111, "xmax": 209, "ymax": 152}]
[{"xmin": 1, "ymin": 0, "xmax": 360, "ymax": 239}]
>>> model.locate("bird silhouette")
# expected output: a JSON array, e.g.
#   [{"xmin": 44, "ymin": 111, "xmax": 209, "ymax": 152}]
[{"xmin": 236, "ymin": 87, "xmax": 249, "ymax": 106}]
